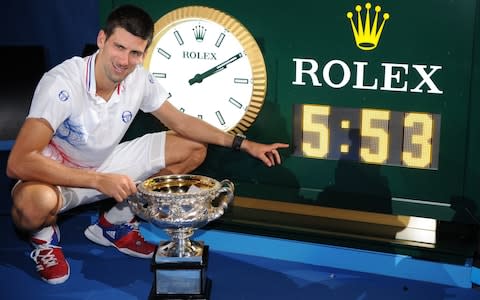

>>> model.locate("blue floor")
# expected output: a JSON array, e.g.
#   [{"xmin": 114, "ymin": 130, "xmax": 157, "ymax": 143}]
[
  {"xmin": 1, "ymin": 149, "xmax": 479, "ymax": 299},
  {"xmin": 1, "ymin": 210, "xmax": 479, "ymax": 300}
]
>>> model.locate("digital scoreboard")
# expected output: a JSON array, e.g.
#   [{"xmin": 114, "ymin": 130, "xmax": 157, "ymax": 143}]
[
  {"xmin": 295, "ymin": 104, "xmax": 441, "ymax": 169},
  {"xmin": 107, "ymin": 0, "xmax": 480, "ymax": 226}
]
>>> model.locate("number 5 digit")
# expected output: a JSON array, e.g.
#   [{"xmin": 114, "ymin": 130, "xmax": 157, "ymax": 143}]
[
  {"xmin": 360, "ymin": 109, "xmax": 390, "ymax": 164},
  {"xmin": 302, "ymin": 105, "xmax": 330, "ymax": 158}
]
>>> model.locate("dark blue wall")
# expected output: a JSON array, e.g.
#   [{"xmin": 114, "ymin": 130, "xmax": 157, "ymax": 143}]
[
  {"xmin": 0, "ymin": 0, "xmax": 100, "ymax": 213},
  {"xmin": 1, "ymin": 0, "xmax": 100, "ymax": 69},
  {"xmin": 0, "ymin": 0, "xmax": 100, "ymax": 142}
]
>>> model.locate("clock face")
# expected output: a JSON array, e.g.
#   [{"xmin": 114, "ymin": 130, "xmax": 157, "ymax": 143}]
[{"xmin": 144, "ymin": 6, "xmax": 267, "ymax": 133}]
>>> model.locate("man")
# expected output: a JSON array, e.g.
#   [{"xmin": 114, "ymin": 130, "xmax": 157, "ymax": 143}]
[{"xmin": 6, "ymin": 5, "xmax": 288, "ymax": 285}]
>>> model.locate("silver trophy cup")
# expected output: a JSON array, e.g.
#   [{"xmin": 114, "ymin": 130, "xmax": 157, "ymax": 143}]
[{"xmin": 128, "ymin": 174, "xmax": 234, "ymax": 299}]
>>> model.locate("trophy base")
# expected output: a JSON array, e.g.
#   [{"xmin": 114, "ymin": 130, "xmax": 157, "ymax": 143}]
[
  {"xmin": 150, "ymin": 245, "xmax": 211, "ymax": 300},
  {"xmin": 149, "ymin": 279, "xmax": 211, "ymax": 300}
]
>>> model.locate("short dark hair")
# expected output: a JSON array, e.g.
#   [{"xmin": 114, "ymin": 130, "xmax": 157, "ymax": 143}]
[{"xmin": 104, "ymin": 4, "xmax": 154, "ymax": 49}]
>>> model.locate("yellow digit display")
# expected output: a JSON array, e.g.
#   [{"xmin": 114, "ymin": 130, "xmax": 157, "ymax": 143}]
[
  {"xmin": 360, "ymin": 109, "xmax": 390, "ymax": 164},
  {"xmin": 297, "ymin": 104, "xmax": 440, "ymax": 169},
  {"xmin": 402, "ymin": 113, "xmax": 433, "ymax": 168},
  {"xmin": 302, "ymin": 105, "xmax": 330, "ymax": 158}
]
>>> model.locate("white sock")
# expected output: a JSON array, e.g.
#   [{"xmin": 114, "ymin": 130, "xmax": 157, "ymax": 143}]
[
  {"xmin": 32, "ymin": 225, "xmax": 56, "ymax": 244},
  {"xmin": 104, "ymin": 201, "xmax": 135, "ymax": 225}
]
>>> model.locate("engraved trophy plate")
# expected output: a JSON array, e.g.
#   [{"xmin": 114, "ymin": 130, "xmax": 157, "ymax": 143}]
[{"xmin": 128, "ymin": 174, "xmax": 234, "ymax": 300}]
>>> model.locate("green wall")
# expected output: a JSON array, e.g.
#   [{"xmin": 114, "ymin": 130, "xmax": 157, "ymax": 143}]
[{"xmin": 102, "ymin": 0, "xmax": 480, "ymax": 223}]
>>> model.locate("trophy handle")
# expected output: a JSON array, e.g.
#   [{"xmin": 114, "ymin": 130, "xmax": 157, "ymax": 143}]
[{"xmin": 207, "ymin": 179, "xmax": 235, "ymax": 222}]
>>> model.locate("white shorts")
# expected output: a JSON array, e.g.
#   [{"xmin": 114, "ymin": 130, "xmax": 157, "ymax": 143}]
[{"xmin": 12, "ymin": 132, "xmax": 166, "ymax": 213}]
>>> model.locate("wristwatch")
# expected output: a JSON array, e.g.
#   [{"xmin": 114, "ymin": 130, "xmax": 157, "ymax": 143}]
[{"xmin": 232, "ymin": 133, "xmax": 246, "ymax": 151}]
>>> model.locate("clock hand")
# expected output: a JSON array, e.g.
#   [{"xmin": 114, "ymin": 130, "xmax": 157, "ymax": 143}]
[{"xmin": 189, "ymin": 52, "xmax": 243, "ymax": 85}]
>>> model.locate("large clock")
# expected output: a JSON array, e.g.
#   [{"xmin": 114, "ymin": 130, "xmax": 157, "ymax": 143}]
[{"xmin": 144, "ymin": 6, "xmax": 267, "ymax": 134}]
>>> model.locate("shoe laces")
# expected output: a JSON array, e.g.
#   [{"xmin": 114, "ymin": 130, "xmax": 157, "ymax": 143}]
[
  {"xmin": 126, "ymin": 220, "xmax": 148, "ymax": 246},
  {"xmin": 30, "ymin": 246, "xmax": 61, "ymax": 270},
  {"xmin": 126, "ymin": 219, "xmax": 144, "ymax": 234}
]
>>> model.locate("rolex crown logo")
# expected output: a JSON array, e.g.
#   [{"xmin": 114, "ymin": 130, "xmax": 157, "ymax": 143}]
[
  {"xmin": 347, "ymin": 3, "xmax": 390, "ymax": 51},
  {"xmin": 193, "ymin": 24, "xmax": 206, "ymax": 42}
]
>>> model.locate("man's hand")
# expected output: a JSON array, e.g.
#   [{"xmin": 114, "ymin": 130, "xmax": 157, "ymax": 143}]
[
  {"xmin": 242, "ymin": 140, "xmax": 289, "ymax": 167},
  {"xmin": 94, "ymin": 173, "xmax": 138, "ymax": 202}
]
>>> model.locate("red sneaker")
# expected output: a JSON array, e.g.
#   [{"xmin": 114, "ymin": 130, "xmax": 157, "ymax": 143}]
[
  {"xmin": 84, "ymin": 213, "xmax": 155, "ymax": 258},
  {"xmin": 30, "ymin": 225, "xmax": 70, "ymax": 284}
]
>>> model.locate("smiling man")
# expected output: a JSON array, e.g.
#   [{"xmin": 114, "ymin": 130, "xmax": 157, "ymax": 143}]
[{"xmin": 6, "ymin": 4, "xmax": 288, "ymax": 285}]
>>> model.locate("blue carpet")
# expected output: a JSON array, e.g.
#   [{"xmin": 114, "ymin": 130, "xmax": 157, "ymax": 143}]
[
  {"xmin": 1, "ymin": 212, "xmax": 479, "ymax": 300},
  {"xmin": 1, "ymin": 149, "xmax": 479, "ymax": 299}
]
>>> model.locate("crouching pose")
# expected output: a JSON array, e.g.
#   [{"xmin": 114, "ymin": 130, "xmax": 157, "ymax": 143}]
[{"xmin": 6, "ymin": 4, "xmax": 288, "ymax": 284}]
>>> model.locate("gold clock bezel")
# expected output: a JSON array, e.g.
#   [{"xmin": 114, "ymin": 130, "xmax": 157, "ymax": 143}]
[{"xmin": 144, "ymin": 6, "xmax": 267, "ymax": 134}]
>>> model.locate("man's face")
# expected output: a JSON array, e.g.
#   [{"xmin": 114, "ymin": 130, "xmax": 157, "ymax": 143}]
[{"xmin": 96, "ymin": 27, "xmax": 148, "ymax": 84}]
